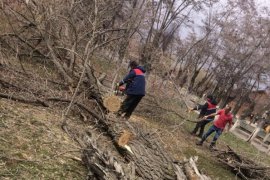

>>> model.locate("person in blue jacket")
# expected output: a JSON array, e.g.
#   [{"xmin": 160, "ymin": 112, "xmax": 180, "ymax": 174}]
[{"xmin": 117, "ymin": 61, "xmax": 146, "ymax": 119}]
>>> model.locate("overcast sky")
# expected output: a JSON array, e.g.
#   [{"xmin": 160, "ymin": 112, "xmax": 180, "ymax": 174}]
[
  {"xmin": 256, "ymin": 0, "xmax": 270, "ymax": 8},
  {"xmin": 255, "ymin": 0, "xmax": 270, "ymax": 15},
  {"xmin": 179, "ymin": 0, "xmax": 270, "ymax": 38},
  {"xmin": 178, "ymin": 0, "xmax": 270, "ymax": 89}
]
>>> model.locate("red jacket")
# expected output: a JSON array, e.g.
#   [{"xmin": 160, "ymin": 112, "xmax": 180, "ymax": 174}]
[{"xmin": 214, "ymin": 109, "xmax": 233, "ymax": 129}]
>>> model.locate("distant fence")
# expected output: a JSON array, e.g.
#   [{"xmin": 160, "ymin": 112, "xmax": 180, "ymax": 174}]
[{"xmin": 231, "ymin": 118, "xmax": 270, "ymax": 143}]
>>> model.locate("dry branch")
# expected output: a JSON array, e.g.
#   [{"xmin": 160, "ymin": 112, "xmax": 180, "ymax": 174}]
[
  {"xmin": 0, "ymin": 92, "xmax": 49, "ymax": 107},
  {"xmin": 216, "ymin": 146, "xmax": 270, "ymax": 179}
]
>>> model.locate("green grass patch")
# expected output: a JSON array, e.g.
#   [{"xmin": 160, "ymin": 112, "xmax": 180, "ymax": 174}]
[{"xmin": 196, "ymin": 154, "xmax": 236, "ymax": 179}]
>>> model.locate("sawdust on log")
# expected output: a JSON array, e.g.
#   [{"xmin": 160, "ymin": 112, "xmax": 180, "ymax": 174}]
[
  {"xmin": 103, "ymin": 95, "xmax": 122, "ymax": 112},
  {"xmin": 118, "ymin": 130, "xmax": 133, "ymax": 147},
  {"xmin": 265, "ymin": 125, "xmax": 270, "ymax": 133}
]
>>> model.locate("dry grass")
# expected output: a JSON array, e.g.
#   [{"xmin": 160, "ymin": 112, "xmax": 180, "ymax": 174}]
[{"xmin": 0, "ymin": 99, "xmax": 86, "ymax": 179}]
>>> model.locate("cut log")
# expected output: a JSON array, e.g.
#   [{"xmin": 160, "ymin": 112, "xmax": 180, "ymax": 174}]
[
  {"xmin": 117, "ymin": 130, "xmax": 134, "ymax": 147},
  {"xmin": 80, "ymin": 111, "xmax": 212, "ymax": 180},
  {"xmin": 78, "ymin": 111, "xmax": 183, "ymax": 179}
]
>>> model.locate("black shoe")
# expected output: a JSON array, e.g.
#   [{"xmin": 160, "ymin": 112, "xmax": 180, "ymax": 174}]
[{"xmin": 196, "ymin": 141, "xmax": 203, "ymax": 146}]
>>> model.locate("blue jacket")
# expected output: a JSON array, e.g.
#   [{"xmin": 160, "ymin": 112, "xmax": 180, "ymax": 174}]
[{"xmin": 120, "ymin": 66, "xmax": 146, "ymax": 95}]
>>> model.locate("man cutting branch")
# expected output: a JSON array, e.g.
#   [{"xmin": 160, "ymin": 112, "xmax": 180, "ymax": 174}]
[{"xmin": 116, "ymin": 61, "xmax": 146, "ymax": 119}]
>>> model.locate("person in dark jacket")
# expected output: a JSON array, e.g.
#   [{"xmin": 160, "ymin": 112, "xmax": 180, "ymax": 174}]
[
  {"xmin": 189, "ymin": 95, "xmax": 218, "ymax": 138},
  {"xmin": 117, "ymin": 61, "xmax": 146, "ymax": 119}
]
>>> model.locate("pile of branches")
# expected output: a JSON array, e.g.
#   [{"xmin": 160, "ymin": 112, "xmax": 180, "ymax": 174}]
[
  {"xmin": 216, "ymin": 146, "xmax": 270, "ymax": 179},
  {"xmin": 80, "ymin": 117, "xmax": 211, "ymax": 180}
]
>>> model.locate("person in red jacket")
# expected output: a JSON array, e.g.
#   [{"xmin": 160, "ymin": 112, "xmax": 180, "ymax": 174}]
[{"xmin": 196, "ymin": 105, "xmax": 233, "ymax": 148}]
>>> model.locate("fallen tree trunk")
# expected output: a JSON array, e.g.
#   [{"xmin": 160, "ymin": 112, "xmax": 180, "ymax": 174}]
[
  {"xmin": 80, "ymin": 112, "xmax": 211, "ymax": 180},
  {"xmin": 57, "ymin": 114, "xmax": 183, "ymax": 180}
]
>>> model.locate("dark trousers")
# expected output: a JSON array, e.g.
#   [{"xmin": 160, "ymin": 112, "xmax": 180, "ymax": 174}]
[
  {"xmin": 118, "ymin": 95, "xmax": 143, "ymax": 118},
  {"xmin": 192, "ymin": 120, "xmax": 211, "ymax": 137},
  {"xmin": 200, "ymin": 125, "xmax": 223, "ymax": 146}
]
